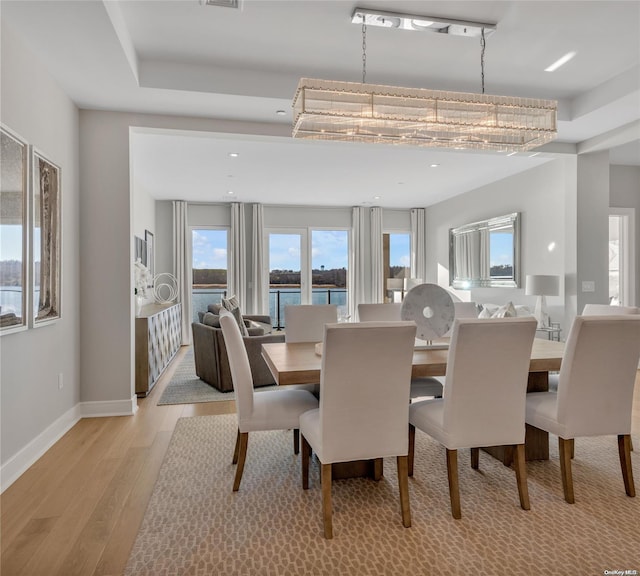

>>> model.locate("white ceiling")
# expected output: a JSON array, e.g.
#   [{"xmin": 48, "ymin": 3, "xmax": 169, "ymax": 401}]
[{"xmin": 2, "ymin": 0, "xmax": 639, "ymax": 208}]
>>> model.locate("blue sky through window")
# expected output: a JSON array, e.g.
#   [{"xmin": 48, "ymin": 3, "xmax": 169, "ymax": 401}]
[
  {"xmin": 490, "ymin": 230, "xmax": 513, "ymax": 267},
  {"xmin": 389, "ymin": 233, "xmax": 410, "ymax": 267},
  {"xmin": 192, "ymin": 229, "xmax": 227, "ymax": 269}
]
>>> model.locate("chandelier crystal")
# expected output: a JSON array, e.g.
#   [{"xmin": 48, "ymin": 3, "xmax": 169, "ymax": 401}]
[
  {"xmin": 292, "ymin": 78, "xmax": 557, "ymax": 152},
  {"xmin": 292, "ymin": 9, "xmax": 557, "ymax": 153}
]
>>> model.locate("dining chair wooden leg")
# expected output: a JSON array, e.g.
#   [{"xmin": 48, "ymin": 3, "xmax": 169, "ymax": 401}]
[
  {"xmin": 513, "ymin": 443, "xmax": 530, "ymax": 510},
  {"xmin": 293, "ymin": 428, "xmax": 300, "ymax": 455},
  {"xmin": 373, "ymin": 458, "xmax": 383, "ymax": 481},
  {"xmin": 397, "ymin": 455, "xmax": 412, "ymax": 528},
  {"xmin": 232, "ymin": 428, "xmax": 241, "ymax": 465},
  {"xmin": 470, "ymin": 447, "xmax": 479, "ymax": 470},
  {"xmin": 618, "ymin": 434, "xmax": 636, "ymax": 497},
  {"xmin": 408, "ymin": 424, "xmax": 416, "ymax": 477},
  {"xmin": 570, "ymin": 438, "xmax": 575, "ymax": 459},
  {"xmin": 321, "ymin": 463, "xmax": 333, "ymax": 539},
  {"xmin": 301, "ymin": 434, "xmax": 311, "ymax": 490},
  {"xmin": 233, "ymin": 432, "xmax": 249, "ymax": 492},
  {"xmin": 446, "ymin": 448, "xmax": 461, "ymax": 519},
  {"xmin": 558, "ymin": 437, "xmax": 575, "ymax": 504}
]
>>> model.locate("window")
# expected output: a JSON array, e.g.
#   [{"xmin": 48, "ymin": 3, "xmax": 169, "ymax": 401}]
[
  {"xmin": 267, "ymin": 229, "xmax": 349, "ymax": 328},
  {"xmin": 383, "ymin": 232, "xmax": 410, "ymax": 301},
  {"xmin": 609, "ymin": 210, "xmax": 635, "ymax": 306},
  {"xmin": 191, "ymin": 228, "xmax": 228, "ymax": 322}
]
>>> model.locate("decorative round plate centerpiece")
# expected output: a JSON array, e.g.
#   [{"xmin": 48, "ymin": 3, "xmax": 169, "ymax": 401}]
[{"xmin": 401, "ymin": 283, "xmax": 455, "ymax": 342}]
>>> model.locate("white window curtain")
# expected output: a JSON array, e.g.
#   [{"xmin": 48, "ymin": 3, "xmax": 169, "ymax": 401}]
[
  {"xmin": 480, "ymin": 227, "xmax": 491, "ymax": 280},
  {"xmin": 410, "ymin": 208, "xmax": 426, "ymax": 281},
  {"xmin": 370, "ymin": 207, "xmax": 384, "ymax": 303},
  {"xmin": 350, "ymin": 206, "xmax": 367, "ymax": 320},
  {"xmin": 229, "ymin": 202, "xmax": 247, "ymax": 308},
  {"xmin": 250, "ymin": 203, "xmax": 266, "ymax": 315},
  {"xmin": 173, "ymin": 200, "xmax": 191, "ymax": 345}
]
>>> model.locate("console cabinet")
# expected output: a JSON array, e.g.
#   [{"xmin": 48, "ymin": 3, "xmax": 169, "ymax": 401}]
[{"xmin": 135, "ymin": 302, "xmax": 182, "ymax": 396}]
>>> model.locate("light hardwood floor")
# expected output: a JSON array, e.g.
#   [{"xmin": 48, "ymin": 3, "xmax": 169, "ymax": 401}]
[
  {"xmin": 2, "ymin": 349, "xmax": 640, "ymax": 576},
  {"xmin": 1, "ymin": 346, "xmax": 236, "ymax": 576}
]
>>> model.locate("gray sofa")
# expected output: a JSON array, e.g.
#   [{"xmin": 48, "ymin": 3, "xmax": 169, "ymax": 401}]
[{"xmin": 191, "ymin": 305, "xmax": 284, "ymax": 392}]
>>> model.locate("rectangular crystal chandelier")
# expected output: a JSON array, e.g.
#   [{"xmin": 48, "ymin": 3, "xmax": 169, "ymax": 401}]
[{"xmin": 292, "ymin": 78, "xmax": 557, "ymax": 152}]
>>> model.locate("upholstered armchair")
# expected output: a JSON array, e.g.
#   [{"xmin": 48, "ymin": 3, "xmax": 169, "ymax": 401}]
[{"xmin": 191, "ymin": 304, "xmax": 284, "ymax": 392}]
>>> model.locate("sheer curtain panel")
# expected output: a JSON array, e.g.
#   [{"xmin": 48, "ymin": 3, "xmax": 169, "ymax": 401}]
[
  {"xmin": 173, "ymin": 200, "xmax": 191, "ymax": 345},
  {"xmin": 229, "ymin": 202, "xmax": 247, "ymax": 308}
]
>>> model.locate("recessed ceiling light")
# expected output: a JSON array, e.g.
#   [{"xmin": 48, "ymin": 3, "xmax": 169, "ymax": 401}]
[
  {"xmin": 507, "ymin": 151, "xmax": 518, "ymax": 157},
  {"xmin": 430, "ymin": 164, "xmax": 439, "ymax": 168},
  {"xmin": 227, "ymin": 190, "xmax": 235, "ymax": 195},
  {"xmin": 373, "ymin": 195, "xmax": 381, "ymax": 200},
  {"xmin": 545, "ymin": 51, "xmax": 576, "ymax": 72},
  {"xmin": 228, "ymin": 152, "xmax": 239, "ymax": 157},
  {"xmin": 529, "ymin": 152, "xmax": 540, "ymax": 158},
  {"xmin": 276, "ymin": 110, "xmax": 287, "ymax": 116}
]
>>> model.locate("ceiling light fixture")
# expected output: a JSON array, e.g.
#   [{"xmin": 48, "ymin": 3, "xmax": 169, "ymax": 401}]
[
  {"xmin": 228, "ymin": 152, "xmax": 239, "ymax": 157},
  {"xmin": 545, "ymin": 51, "xmax": 577, "ymax": 72},
  {"xmin": 292, "ymin": 8, "xmax": 557, "ymax": 153}
]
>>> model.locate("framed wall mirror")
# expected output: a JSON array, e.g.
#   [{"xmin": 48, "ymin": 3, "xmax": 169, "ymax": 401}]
[{"xmin": 449, "ymin": 212, "xmax": 520, "ymax": 289}]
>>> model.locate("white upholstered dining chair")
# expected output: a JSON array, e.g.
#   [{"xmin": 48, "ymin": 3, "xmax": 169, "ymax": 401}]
[
  {"xmin": 548, "ymin": 303, "xmax": 639, "ymax": 392},
  {"xmin": 284, "ymin": 304, "xmax": 338, "ymax": 342},
  {"xmin": 525, "ymin": 315, "xmax": 640, "ymax": 503},
  {"xmin": 300, "ymin": 321, "xmax": 417, "ymax": 539},
  {"xmin": 582, "ymin": 304, "xmax": 639, "ymax": 315},
  {"xmin": 219, "ymin": 311, "xmax": 318, "ymax": 492},
  {"xmin": 409, "ymin": 317, "xmax": 538, "ymax": 518},
  {"xmin": 357, "ymin": 302, "xmax": 402, "ymax": 322},
  {"xmin": 357, "ymin": 302, "xmax": 444, "ymax": 399}
]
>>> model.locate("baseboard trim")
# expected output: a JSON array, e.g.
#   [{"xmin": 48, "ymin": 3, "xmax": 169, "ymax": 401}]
[
  {"xmin": 79, "ymin": 395, "xmax": 138, "ymax": 418},
  {"xmin": 1, "ymin": 404, "xmax": 82, "ymax": 493},
  {"xmin": 1, "ymin": 396, "xmax": 138, "ymax": 494}
]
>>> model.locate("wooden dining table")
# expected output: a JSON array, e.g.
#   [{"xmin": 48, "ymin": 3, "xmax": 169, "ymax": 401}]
[{"xmin": 262, "ymin": 337, "xmax": 565, "ymax": 465}]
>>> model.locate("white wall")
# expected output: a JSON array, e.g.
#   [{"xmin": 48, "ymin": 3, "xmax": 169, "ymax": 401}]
[
  {"xmin": 576, "ymin": 152, "xmax": 610, "ymax": 312},
  {"xmin": 80, "ymin": 110, "xmax": 288, "ymax": 409},
  {"xmin": 610, "ymin": 165, "xmax": 640, "ymax": 305},
  {"xmin": 0, "ymin": 21, "xmax": 80, "ymax": 485},
  {"xmin": 425, "ymin": 159, "xmax": 570, "ymax": 323}
]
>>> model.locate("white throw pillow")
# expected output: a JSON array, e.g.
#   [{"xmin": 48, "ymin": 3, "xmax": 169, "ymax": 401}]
[
  {"xmin": 478, "ymin": 307, "xmax": 492, "ymax": 319},
  {"xmin": 492, "ymin": 301, "xmax": 517, "ymax": 318}
]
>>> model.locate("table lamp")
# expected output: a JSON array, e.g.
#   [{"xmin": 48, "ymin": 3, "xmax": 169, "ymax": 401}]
[{"xmin": 525, "ymin": 274, "xmax": 560, "ymax": 328}]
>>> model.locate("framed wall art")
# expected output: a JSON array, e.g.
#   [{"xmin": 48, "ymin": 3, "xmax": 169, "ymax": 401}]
[
  {"xmin": 32, "ymin": 148, "xmax": 62, "ymax": 325},
  {"xmin": 0, "ymin": 125, "xmax": 29, "ymax": 333},
  {"xmin": 145, "ymin": 229, "xmax": 154, "ymax": 284}
]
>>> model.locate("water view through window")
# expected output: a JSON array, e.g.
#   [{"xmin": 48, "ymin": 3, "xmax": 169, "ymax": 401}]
[
  {"xmin": 191, "ymin": 228, "xmax": 228, "ymax": 322},
  {"xmin": 269, "ymin": 230, "xmax": 348, "ymax": 328}
]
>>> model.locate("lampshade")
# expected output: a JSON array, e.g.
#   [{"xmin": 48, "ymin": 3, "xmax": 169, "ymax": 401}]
[
  {"xmin": 292, "ymin": 78, "xmax": 557, "ymax": 152},
  {"xmin": 525, "ymin": 275, "xmax": 560, "ymax": 296}
]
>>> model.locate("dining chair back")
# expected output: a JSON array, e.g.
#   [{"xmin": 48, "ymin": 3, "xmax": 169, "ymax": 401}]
[
  {"xmin": 284, "ymin": 304, "xmax": 338, "ymax": 343},
  {"xmin": 357, "ymin": 302, "xmax": 401, "ymax": 322},
  {"xmin": 220, "ymin": 311, "xmax": 318, "ymax": 491},
  {"xmin": 526, "ymin": 315, "xmax": 640, "ymax": 503},
  {"xmin": 300, "ymin": 321, "xmax": 417, "ymax": 538},
  {"xmin": 441, "ymin": 317, "xmax": 537, "ymax": 448},
  {"xmin": 357, "ymin": 302, "xmax": 443, "ymax": 399},
  {"xmin": 409, "ymin": 316, "xmax": 537, "ymax": 518},
  {"xmin": 443, "ymin": 301, "xmax": 479, "ymax": 337},
  {"xmin": 582, "ymin": 303, "xmax": 639, "ymax": 315},
  {"xmin": 555, "ymin": 316, "xmax": 640, "ymax": 438}
]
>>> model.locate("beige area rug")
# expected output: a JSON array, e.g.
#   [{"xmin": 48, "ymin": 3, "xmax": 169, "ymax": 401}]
[
  {"xmin": 125, "ymin": 415, "xmax": 639, "ymax": 576},
  {"xmin": 157, "ymin": 350, "xmax": 276, "ymax": 405}
]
